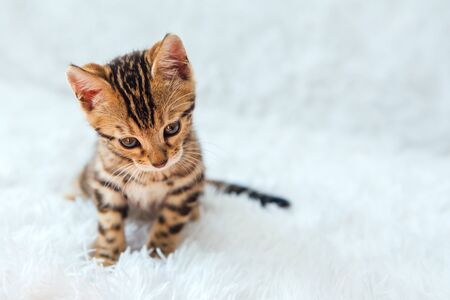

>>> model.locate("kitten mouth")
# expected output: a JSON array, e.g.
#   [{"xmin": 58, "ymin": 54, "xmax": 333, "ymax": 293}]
[
  {"xmin": 134, "ymin": 149, "xmax": 183, "ymax": 173},
  {"xmin": 134, "ymin": 163, "xmax": 168, "ymax": 172}
]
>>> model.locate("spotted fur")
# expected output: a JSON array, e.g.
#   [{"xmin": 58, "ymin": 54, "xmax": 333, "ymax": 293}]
[{"xmin": 66, "ymin": 34, "xmax": 289, "ymax": 266}]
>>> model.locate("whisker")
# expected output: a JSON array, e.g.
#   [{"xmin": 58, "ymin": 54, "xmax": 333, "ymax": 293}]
[{"xmin": 167, "ymin": 92, "xmax": 195, "ymax": 110}]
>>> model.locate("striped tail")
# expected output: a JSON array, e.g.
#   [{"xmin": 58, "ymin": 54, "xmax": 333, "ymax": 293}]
[{"xmin": 206, "ymin": 179, "xmax": 290, "ymax": 208}]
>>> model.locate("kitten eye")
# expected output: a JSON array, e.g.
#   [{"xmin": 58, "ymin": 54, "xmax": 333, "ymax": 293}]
[
  {"xmin": 119, "ymin": 137, "xmax": 140, "ymax": 149},
  {"xmin": 164, "ymin": 121, "xmax": 181, "ymax": 137}
]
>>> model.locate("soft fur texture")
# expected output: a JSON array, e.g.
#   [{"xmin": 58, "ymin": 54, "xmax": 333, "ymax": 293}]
[{"xmin": 1, "ymin": 0, "xmax": 450, "ymax": 299}]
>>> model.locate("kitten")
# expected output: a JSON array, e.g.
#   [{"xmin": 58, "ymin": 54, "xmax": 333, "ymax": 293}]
[{"xmin": 66, "ymin": 34, "xmax": 289, "ymax": 265}]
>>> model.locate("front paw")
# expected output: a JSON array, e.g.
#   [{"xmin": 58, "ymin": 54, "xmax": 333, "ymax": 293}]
[
  {"xmin": 147, "ymin": 240, "xmax": 176, "ymax": 258},
  {"xmin": 91, "ymin": 240, "xmax": 124, "ymax": 266},
  {"xmin": 92, "ymin": 251, "xmax": 117, "ymax": 266}
]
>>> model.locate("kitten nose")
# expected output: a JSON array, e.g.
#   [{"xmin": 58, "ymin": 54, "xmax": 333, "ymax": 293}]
[{"xmin": 152, "ymin": 159, "xmax": 168, "ymax": 168}]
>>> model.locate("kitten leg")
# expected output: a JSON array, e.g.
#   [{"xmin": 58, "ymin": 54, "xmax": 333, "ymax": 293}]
[
  {"xmin": 147, "ymin": 191, "xmax": 201, "ymax": 258},
  {"xmin": 91, "ymin": 186, "xmax": 128, "ymax": 266}
]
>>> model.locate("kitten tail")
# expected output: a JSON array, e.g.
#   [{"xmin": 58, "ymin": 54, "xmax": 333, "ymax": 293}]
[{"xmin": 206, "ymin": 179, "xmax": 291, "ymax": 208}]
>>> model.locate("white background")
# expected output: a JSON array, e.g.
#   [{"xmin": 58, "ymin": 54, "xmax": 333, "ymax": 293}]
[{"xmin": 0, "ymin": 0, "xmax": 449, "ymax": 299}]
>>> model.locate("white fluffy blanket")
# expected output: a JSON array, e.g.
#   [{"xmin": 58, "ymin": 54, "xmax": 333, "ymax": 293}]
[{"xmin": 0, "ymin": 0, "xmax": 449, "ymax": 299}]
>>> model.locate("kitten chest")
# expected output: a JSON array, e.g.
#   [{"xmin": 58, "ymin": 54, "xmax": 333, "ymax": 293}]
[{"xmin": 124, "ymin": 181, "xmax": 169, "ymax": 211}]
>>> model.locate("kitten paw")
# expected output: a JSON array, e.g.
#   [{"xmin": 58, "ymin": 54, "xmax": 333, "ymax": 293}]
[
  {"xmin": 91, "ymin": 240, "xmax": 124, "ymax": 266},
  {"xmin": 148, "ymin": 240, "xmax": 175, "ymax": 259},
  {"xmin": 91, "ymin": 248, "xmax": 120, "ymax": 266}
]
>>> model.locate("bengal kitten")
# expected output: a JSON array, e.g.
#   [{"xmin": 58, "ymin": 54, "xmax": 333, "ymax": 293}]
[{"xmin": 66, "ymin": 34, "xmax": 289, "ymax": 266}]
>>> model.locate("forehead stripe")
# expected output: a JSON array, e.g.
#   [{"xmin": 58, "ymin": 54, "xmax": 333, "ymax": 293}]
[
  {"xmin": 139, "ymin": 51, "xmax": 155, "ymax": 127},
  {"xmin": 110, "ymin": 63, "xmax": 142, "ymax": 128},
  {"xmin": 135, "ymin": 55, "xmax": 152, "ymax": 127},
  {"xmin": 121, "ymin": 62, "xmax": 149, "ymax": 129},
  {"xmin": 118, "ymin": 60, "xmax": 148, "ymax": 129},
  {"xmin": 133, "ymin": 56, "xmax": 152, "ymax": 128}
]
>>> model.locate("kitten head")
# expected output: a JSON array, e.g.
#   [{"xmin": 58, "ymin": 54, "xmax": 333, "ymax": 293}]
[{"xmin": 66, "ymin": 34, "xmax": 196, "ymax": 171}]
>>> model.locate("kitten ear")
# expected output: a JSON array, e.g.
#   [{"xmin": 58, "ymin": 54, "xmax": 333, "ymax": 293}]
[
  {"xmin": 151, "ymin": 34, "xmax": 191, "ymax": 80},
  {"xmin": 66, "ymin": 64, "xmax": 109, "ymax": 111}
]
